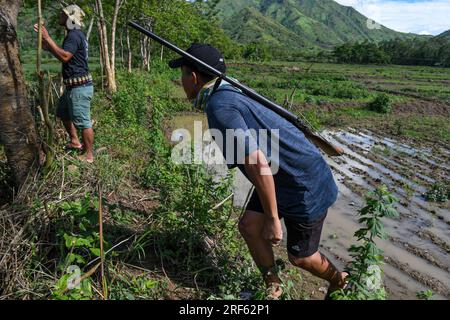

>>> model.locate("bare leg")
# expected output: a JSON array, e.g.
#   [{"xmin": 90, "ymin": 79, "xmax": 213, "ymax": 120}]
[
  {"xmin": 62, "ymin": 119, "xmax": 82, "ymax": 148},
  {"xmin": 239, "ymin": 211, "xmax": 282, "ymax": 298},
  {"xmin": 289, "ymin": 251, "xmax": 348, "ymax": 291},
  {"xmin": 80, "ymin": 128, "xmax": 94, "ymax": 162}
]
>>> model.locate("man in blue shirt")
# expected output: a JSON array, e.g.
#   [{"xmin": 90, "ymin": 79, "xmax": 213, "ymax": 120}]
[
  {"xmin": 169, "ymin": 44, "xmax": 348, "ymax": 299},
  {"xmin": 34, "ymin": 5, "xmax": 94, "ymax": 163}
]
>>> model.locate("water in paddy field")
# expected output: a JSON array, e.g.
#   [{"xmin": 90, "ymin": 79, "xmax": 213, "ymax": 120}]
[{"xmin": 169, "ymin": 113, "xmax": 450, "ymax": 300}]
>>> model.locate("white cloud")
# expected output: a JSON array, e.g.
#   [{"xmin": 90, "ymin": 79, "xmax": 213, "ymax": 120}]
[{"xmin": 334, "ymin": 0, "xmax": 450, "ymax": 35}]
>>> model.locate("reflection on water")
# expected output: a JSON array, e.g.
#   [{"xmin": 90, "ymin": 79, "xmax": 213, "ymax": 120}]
[{"xmin": 169, "ymin": 113, "xmax": 253, "ymax": 207}]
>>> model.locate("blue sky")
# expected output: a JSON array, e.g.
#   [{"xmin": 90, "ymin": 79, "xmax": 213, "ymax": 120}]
[{"xmin": 334, "ymin": 0, "xmax": 450, "ymax": 35}]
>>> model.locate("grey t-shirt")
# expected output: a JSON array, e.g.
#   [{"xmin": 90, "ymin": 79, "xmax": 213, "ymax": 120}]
[{"xmin": 205, "ymin": 85, "xmax": 338, "ymax": 223}]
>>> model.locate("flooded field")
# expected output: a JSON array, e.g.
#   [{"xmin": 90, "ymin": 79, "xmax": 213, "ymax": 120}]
[
  {"xmin": 170, "ymin": 113, "xmax": 450, "ymax": 300},
  {"xmin": 322, "ymin": 129, "xmax": 449, "ymax": 300}
]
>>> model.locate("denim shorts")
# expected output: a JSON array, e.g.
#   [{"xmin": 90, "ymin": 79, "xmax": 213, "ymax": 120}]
[{"xmin": 57, "ymin": 84, "xmax": 94, "ymax": 129}]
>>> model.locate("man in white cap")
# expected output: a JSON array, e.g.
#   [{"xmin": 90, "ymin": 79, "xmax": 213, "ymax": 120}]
[{"xmin": 34, "ymin": 4, "xmax": 95, "ymax": 163}]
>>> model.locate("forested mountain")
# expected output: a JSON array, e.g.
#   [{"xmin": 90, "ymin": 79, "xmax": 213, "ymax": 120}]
[
  {"xmin": 436, "ymin": 30, "xmax": 450, "ymax": 39},
  {"xmin": 213, "ymin": 0, "xmax": 420, "ymax": 49}
]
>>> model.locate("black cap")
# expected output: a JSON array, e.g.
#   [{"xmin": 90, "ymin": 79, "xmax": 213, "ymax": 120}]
[{"xmin": 168, "ymin": 43, "xmax": 226, "ymax": 75}]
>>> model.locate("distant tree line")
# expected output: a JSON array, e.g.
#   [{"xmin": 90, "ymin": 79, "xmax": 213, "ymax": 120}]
[{"xmin": 333, "ymin": 38, "xmax": 450, "ymax": 67}]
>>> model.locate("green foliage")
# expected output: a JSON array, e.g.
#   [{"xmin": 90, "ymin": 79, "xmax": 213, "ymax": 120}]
[
  {"xmin": 50, "ymin": 196, "xmax": 107, "ymax": 300},
  {"xmin": 368, "ymin": 94, "xmax": 392, "ymax": 114},
  {"xmin": 142, "ymin": 155, "xmax": 263, "ymax": 297},
  {"xmin": 302, "ymin": 79, "xmax": 369, "ymax": 99},
  {"xmin": 243, "ymin": 42, "xmax": 272, "ymax": 62},
  {"xmin": 108, "ymin": 270, "xmax": 166, "ymax": 300},
  {"xmin": 416, "ymin": 290, "xmax": 434, "ymax": 300},
  {"xmin": 332, "ymin": 185, "xmax": 399, "ymax": 300},
  {"xmin": 112, "ymin": 75, "xmax": 149, "ymax": 126},
  {"xmin": 108, "ymin": 68, "xmax": 264, "ymax": 299},
  {"xmin": 334, "ymin": 37, "xmax": 450, "ymax": 67},
  {"xmin": 52, "ymin": 271, "xmax": 93, "ymax": 300},
  {"xmin": 425, "ymin": 182, "xmax": 449, "ymax": 202},
  {"xmin": 334, "ymin": 41, "xmax": 391, "ymax": 65}
]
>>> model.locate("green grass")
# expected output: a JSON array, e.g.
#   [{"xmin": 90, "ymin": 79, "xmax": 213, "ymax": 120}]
[
  {"xmin": 228, "ymin": 61, "xmax": 450, "ymax": 142},
  {"xmin": 8, "ymin": 61, "xmax": 291, "ymax": 300}
]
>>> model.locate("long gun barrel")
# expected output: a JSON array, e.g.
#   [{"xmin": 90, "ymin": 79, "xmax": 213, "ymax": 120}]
[{"xmin": 128, "ymin": 21, "xmax": 344, "ymax": 157}]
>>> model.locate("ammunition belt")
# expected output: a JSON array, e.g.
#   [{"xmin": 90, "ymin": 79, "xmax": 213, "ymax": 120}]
[{"xmin": 64, "ymin": 74, "xmax": 93, "ymax": 88}]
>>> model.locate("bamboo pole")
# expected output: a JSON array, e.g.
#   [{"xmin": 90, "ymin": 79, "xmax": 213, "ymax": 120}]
[
  {"xmin": 98, "ymin": 184, "xmax": 107, "ymax": 299},
  {"xmin": 37, "ymin": 0, "xmax": 54, "ymax": 169},
  {"xmin": 36, "ymin": 0, "xmax": 42, "ymax": 74}
]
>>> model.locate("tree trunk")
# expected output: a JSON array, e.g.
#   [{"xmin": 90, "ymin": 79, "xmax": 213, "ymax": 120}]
[
  {"xmin": 110, "ymin": 0, "xmax": 122, "ymax": 84},
  {"xmin": 119, "ymin": 30, "xmax": 124, "ymax": 68},
  {"xmin": 146, "ymin": 44, "xmax": 151, "ymax": 72},
  {"xmin": 98, "ymin": 28, "xmax": 104, "ymax": 89},
  {"xmin": 126, "ymin": 24, "xmax": 132, "ymax": 73},
  {"xmin": 95, "ymin": 0, "xmax": 116, "ymax": 93},
  {"xmin": 0, "ymin": 0, "xmax": 41, "ymax": 187},
  {"xmin": 140, "ymin": 35, "xmax": 148, "ymax": 70},
  {"xmin": 138, "ymin": 17, "xmax": 153, "ymax": 71},
  {"xmin": 86, "ymin": 16, "xmax": 95, "ymax": 42}
]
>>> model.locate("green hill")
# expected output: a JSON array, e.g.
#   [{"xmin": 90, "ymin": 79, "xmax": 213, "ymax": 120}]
[
  {"xmin": 436, "ymin": 30, "xmax": 450, "ymax": 39},
  {"xmin": 223, "ymin": 7, "xmax": 310, "ymax": 49},
  {"xmin": 214, "ymin": 0, "xmax": 419, "ymax": 49}
]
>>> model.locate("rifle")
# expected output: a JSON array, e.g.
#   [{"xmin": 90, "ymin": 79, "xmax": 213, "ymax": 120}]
[{"xmin": 128, "ymin": 21, "xmax": 344, "ymax": 157}]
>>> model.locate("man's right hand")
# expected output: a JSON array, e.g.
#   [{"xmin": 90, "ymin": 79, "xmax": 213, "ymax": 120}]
[
  {"xmin": 263, "ymin": 217, "xmax": 283, "ymax": 246},
  {"xmin": 34, "ymin": 24, "xmax": 50, "ymax": 51}
]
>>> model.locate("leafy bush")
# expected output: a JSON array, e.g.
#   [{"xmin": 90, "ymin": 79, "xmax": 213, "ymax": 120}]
[
  {"xmin": 332, "ymin": 185, "xmax": 399, "ymax": 300},
  {"xmin": 417, "ymin": 290, "xmax": 434, "ymax": 300},
  {"xmin": 141, "ymin": 150, "xmax": 263, "ymax": 297},
  {"xmin": 51, "ymin": 196, "xmax": 107, "ymax": 300},
  {"xmin": 112, "ymin": 74, "xmax": 150, "ymax": 126},
  {"xmin": 368, "ymin": 94, "xmax": 392, "ymax": 114},
  {"xmin": 302, "ymin": 80, "xmax": 368, "ymax": 99},
  {"xmin": 425, "ymin": 182, "xmax": 449, "ymax": 202}
]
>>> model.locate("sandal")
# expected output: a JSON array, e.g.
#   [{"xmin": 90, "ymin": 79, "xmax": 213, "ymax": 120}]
[
  {"xmin": 261, "ymin": 263, "xmax": 283, "ymax": 300},
  {"xmin": 266, "ymin": 282, "xmax": 283, "ymax": 300},
  {"xmin": 324, "ymin": 271, "xmax": 352, "ymax": 300}
]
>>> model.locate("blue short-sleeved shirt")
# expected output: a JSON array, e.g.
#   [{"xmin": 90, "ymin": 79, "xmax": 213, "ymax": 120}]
[
  {"xmin": 62, "ymin": 29, "xmax": 89, "ymax": 80},
  {"xmin": 205, "ymin": 85, "xmax": 338, "ymax": 223}
]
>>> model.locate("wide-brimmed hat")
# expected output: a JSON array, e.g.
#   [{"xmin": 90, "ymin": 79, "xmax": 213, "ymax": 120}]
[{"xmin": 62, "ymin": 4, "xmax": 85, "ymax": 29}]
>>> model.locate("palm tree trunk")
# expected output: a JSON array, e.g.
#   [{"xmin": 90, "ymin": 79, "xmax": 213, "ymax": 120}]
[{"xmin": 0, "ymin": 0, "xmax": 41, "ymax": 187}]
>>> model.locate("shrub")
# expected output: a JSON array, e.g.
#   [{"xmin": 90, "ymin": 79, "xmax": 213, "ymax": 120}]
[
  {"xmin": 425, "ymin": 182, "xmax": 449, "ymax": 202},
  {"xmin": 368, "ymin": 94, "xmax": 392, "ymax": 114},
  {"xmin": 331, "ymin": 185, "xmax": 399, "ymax": 300}
]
